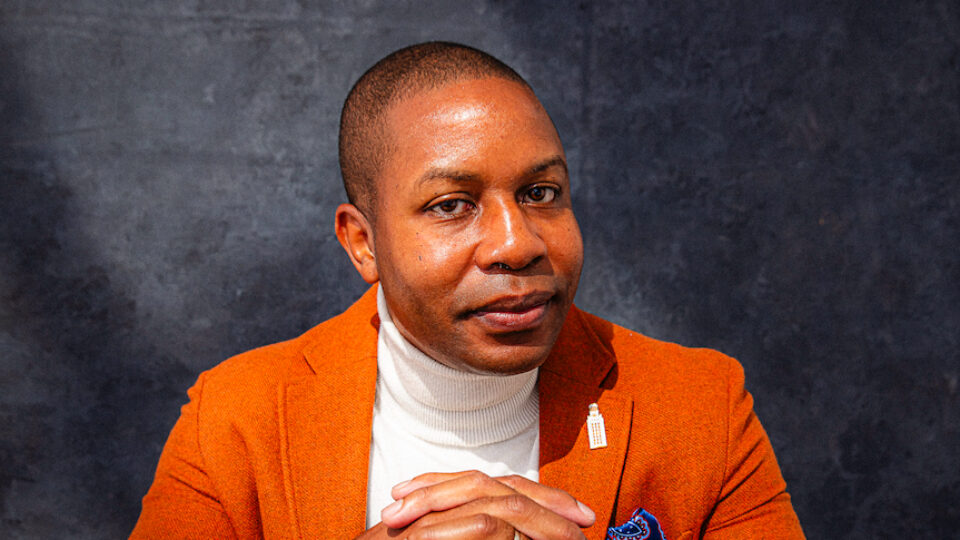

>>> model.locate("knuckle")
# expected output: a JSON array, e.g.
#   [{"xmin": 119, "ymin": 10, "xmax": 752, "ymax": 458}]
[
  {"xmin": 465, "ymin": 469, "xmax": 486, "ymax": 480},
  {"xmin": 469, "ymin": 513, "xmax": 504, "ymax": 536},
  {"xmin": 402, "ymin": 485, "xmax": 436, "ymax": 514},
  {"xmin": 404, "ymin": 488, "xmax": 426, "ymax": 508},
  {"xmin": 502, "ymin": 493, "xmax": 530, "ymax": 516},
  {"xmin": 465, "ymin": 470, "xmax": 492, "ymax": 488},
  {"xmin": 500, "ymin": 474, "xmax": 525, "ymax": 486},
  {"xmin": 406, "ymin": 526, "xmax": 436, "ymax": 540}
]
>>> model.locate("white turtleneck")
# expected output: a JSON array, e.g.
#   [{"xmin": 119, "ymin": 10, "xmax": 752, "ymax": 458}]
[{"xmin": 365, "ymin": 285, "xmax": 540, "ymax": 528}]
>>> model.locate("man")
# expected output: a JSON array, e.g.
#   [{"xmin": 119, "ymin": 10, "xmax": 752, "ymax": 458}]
[{"xmin": 133, "ymin": 42, "xmax": 804, "ymax": 539}]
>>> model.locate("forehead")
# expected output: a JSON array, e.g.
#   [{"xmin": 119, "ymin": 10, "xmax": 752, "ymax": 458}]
[
  {"xmin": 390, "ymin": 76, "xmax": 544, "ymax": 120},
  {"xmin": 378, "ymin": 78, "xmax": 563, "ymax": 181}
]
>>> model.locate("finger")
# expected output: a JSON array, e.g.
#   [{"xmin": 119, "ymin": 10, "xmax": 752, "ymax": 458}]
[
  {"xmin": 413, "ymin": 494, "xmax": 586, "ymax": 540},
  {"xmin": 397, "ymin": 513, "xmax": 516, "ymax": 540},
  {"xmin": 384, "ymin": 471, "xmax": 595, "ymax": 530},
  {"xmin": 382, "ymin": 471, "xmax": 514, "ymax": 529},
  {"xmin": 496, "ymin": 474, "xmax": 595, "ymax": 527},
  {"xmin": 391, "ymin": 471, "xmax": 479, "ymax": 500}
]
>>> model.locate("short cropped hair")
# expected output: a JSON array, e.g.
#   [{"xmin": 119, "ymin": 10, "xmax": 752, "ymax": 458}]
[{"xmin": 338, "ymin": 41, "xmax": 531, "ymax": 217}]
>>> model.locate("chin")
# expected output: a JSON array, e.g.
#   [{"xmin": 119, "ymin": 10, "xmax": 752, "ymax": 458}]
[
  {"xmin": 466, "ymin": 324, "xmax": 563, "ymax": 375},
  {"xmin": 457, "ymin": 344, "xmax": 552, "ymax": 376},
  {"xmin": 416, "ymin": 317, "xmax": 564, "ymax": 375}
]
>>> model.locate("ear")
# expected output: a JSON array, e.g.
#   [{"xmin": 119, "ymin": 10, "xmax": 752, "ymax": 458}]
[{"xmin": 335, "ymin": 203, "xmax": 379, "ymax": 284}]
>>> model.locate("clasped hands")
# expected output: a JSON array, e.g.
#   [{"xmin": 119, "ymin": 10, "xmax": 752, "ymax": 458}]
[{"xmin": 357, "ymin": 471, "xmax": 595, "ymax": 539}]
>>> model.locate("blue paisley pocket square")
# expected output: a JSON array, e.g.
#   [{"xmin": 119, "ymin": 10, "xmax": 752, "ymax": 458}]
[{"xmin": 605, "ymin": 508, "xmax": 666, "ymax": 540}]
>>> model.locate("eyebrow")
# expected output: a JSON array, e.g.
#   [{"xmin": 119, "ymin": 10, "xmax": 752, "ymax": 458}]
[{"xmin": 415, "ymin": 155, "xmax": 568, "ymax": 189}]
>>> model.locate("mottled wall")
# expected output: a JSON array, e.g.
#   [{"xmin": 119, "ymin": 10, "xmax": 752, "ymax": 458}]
[{"xmin": 1, "ymin": 1, "xmax": 957, "ymax": 538}]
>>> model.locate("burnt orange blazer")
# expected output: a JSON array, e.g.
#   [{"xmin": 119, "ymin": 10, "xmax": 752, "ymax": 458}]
[{"xmin": 132, "ymin": 286, "xmax": 804, "ymax": 539}]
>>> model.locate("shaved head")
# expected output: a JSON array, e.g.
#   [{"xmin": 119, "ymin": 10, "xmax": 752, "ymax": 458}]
[{"xmin": 338, "ymin": 41, "xmax": 531, "ymax": 217}]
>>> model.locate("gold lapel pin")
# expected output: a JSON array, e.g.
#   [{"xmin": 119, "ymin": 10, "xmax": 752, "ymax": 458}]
[{"xmin": 587, "ymin": 403, "xmax": 607, "ymax": 449}]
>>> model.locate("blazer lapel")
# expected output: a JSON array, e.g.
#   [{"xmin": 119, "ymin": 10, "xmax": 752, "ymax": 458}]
[
  {"xmin": 279, "ymin": 287, "xmax": 380, "ymax": 538},
  {"xmin": 538, "ymin": 306, "xmax": 634, "ymax": 538}
]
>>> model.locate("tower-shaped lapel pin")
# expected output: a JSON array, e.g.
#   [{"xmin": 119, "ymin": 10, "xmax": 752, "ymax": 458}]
[{"xmin": 587, "ymin": 403, "xmax": 607, "ymax": 449}]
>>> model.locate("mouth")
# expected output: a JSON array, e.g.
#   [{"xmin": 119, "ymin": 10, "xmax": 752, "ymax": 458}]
[{"xmin": 468, "ymin": 291, "xmax": 554, "ymax": 333}]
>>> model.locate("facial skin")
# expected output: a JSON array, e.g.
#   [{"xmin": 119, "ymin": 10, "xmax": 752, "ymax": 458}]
[{"xmin": 336, "ymin": 77, "xmax": 583, "ymax": 374}]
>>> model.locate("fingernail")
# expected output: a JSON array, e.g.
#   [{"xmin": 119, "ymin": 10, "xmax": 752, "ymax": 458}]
[
  {"xmin": 381, "ymin": 498, "xmax": 403, "ymax": 520},
  {"xmin": 393, "ymin": 479, "xmax": 410, "ymax": 492},
  {"xmin": 577, "ymin": 500, "xmax": 595, "ymax": 520}
]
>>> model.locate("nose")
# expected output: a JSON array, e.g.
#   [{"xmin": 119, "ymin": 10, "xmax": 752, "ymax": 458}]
[{"xmin": 474, "ymin": 197, "xmax": 547, "ymax": 272}]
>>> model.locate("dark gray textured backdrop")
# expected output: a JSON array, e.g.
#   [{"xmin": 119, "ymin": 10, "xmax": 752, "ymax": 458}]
[{"xmin": 1, "ymin": 1, "xmax": 957, "ymax": 538}]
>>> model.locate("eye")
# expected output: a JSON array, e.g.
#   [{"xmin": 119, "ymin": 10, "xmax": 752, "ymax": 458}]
[
  {"xmin": 522, "ymin": 185, "xmax": 559, "ymax": 204},
  {"xmin": 427, "ymin": 198, "xmax": 474, "ymax": 217}
]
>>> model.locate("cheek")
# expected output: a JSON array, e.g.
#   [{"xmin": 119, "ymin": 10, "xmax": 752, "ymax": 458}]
[
  {"xmin": 416, "ymin": 240, "xmax": 458, "ymax": 266},
  {"xmin": 401, "ymin": 231, "xmax": 477, "ymax": 290},
  {"xmin": 549, "ymin": 220, "xmax": 584, "ymax": 270}
]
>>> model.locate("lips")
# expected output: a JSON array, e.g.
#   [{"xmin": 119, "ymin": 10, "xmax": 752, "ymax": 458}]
[{"xmin": 469, "ymin": 291, "xmax": 554, "ymax": 332}]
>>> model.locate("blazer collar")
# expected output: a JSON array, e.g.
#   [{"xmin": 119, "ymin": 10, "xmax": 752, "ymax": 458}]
[{"xmin": 280, "ymin": 288, "xmax": 632, "ymax": 538}]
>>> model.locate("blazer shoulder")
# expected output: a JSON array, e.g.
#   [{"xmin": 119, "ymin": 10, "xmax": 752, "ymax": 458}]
[
  {"xmin": 185, "ymin": 336, "xmax": 308, "ymax": 430},
  {"xmin": 194, "ymin": 290, "xmax": 379, "ymax": 417},
  {"xmin": 573, "ymin": 308, "xmax": 742, "ymax": 404},
  {"xmin": 204, "ymin": 332, "xmax": 308, "ymax": 385},
  {"xmin": 580, "ymin": 308, "xmax": 737, "ymax": 372},
  {"xmin": 202, "ymin": 287, "xmax": 377, "ymax": 383}
]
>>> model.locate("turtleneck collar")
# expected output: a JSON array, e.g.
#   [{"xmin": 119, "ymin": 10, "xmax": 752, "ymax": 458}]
[{"xmin": 375, "ymin": 284, "xmax": 539, "ymax": 447}]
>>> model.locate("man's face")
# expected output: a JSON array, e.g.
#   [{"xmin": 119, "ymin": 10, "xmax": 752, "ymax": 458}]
[{"xmin": 370, "ymin": 77, "xmax": 583, "ymax": 375}]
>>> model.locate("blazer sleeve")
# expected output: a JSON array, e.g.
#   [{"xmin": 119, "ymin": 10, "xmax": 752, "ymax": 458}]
[
  {"xmin": 130, "ymin": 372, "xmax": 238, "ymax": 540},
  {"xmin": 700, "ymin": 359, "xmax": 805, "ymax": 539}
]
